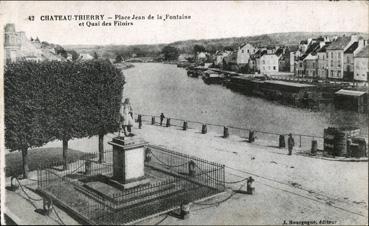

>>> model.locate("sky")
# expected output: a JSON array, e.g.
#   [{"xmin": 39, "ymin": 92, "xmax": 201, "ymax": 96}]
[{"xmin": 0, "ymin": 1, "xmax": 368, "ymax": 46}]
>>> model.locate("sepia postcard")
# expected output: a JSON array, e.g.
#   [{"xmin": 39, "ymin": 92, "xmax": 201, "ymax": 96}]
[{"xmin": 0, "ymin": 1, "xmax": 368, "ymax": 225}]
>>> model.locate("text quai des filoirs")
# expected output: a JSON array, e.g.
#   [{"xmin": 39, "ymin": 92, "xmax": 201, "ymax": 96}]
[{"xmin": 37, "ymin": 14, "xmax": 192, "ymax": 27}]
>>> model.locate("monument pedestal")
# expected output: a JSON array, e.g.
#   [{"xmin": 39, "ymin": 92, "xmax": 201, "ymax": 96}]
[{"xmin": 108, "ymin": 136, "xmax": 149, "ymax": 188}]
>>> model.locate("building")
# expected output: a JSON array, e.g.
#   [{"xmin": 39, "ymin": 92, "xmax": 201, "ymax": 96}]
[
  {"xmin": 78, "ymin": 53, "xmax": 94, "ymax": 61},
  {"xmin": 236, "ymin": 43, "xmax": 257, "ymax": 66},
  {"xmin": 354, "ymin": 45, "xmax": 369, "ymax": 82},
  {"xmin": 343, "ymin": 39, "xmax": 367, "ymax": 81},
  {"xmin": 317, "ymin": 44, "xmax": 329, "ymax": 79},
  {"xmin": 260, "ymin": 54, "xmax": 279, "ymax": 74},
  {"xmin": 304, "ymin": 53, "xmax": 318, "ymax": 78},
  {"xmin": 326, "ymin": 36, "xmax": 354, "ymax": 80},
  {"xmin": 4, "ymin": 23, "xmax": 67, "ymax": 63},
  {"xmin": 334, "ymin": 89, "xmax": 368, "ymax": 113},
  {"xmin": 4, "ymin": 23, "xmax": 43, "ymax": 62},
  {"xmin": 290, "ymin": 50, "xmax": 302, "ymax": 74},
  {"xmin": 214, "ymin": 51, "xmax": 231, "ymax": 67}
]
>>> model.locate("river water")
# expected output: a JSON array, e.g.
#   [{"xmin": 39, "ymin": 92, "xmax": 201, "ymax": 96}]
[{"xmin": 123, "ymin": 63, "xmax": 368, "ymax": 138}]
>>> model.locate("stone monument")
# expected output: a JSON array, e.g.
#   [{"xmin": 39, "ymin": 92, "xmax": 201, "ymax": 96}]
[{"xmin": 108, "ymin": 136, "xmax": 149, "ymax": 188}]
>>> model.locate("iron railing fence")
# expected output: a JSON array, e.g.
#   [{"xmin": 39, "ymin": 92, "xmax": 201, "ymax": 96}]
[
  {"xmin": 37, "ymin": 147, "xmax": 225, "ymax": 225},
  {"xmin": 135, "ymin": 113, "xmax": 325, "ymax": 150}
]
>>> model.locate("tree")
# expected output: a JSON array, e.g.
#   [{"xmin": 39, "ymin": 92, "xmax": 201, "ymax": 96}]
[
  {"xmin": 5, "ymin": 62, "xmax": 56, "ymax": 178},
  {"xmin": 81, "ymin": 60, "xmax": 125, "ymax": 162},
  {"xmin": 161, "ymin": 46, "xmax": 179, "ymax": 61},
  {"xmin": 67, "ymin": 50, "xmax": 79, "ymax": 61},
  {"xmin": 223, "ymin": 46, "xmax": 234, "ymax": 51},
  {"xmin": 93, "ymin": 52, "xmax": 99, "ymax": 59},
  {"xmin": 5, "ymin": 60, "xmax": 125, "ymax": 174},
  {"xmin": 115, "ymin": 55, "xmax": 123, "ymax": 63},
  {"xmin": 193, "ymin": 44, "xmax": 206, "ymax": 54}
]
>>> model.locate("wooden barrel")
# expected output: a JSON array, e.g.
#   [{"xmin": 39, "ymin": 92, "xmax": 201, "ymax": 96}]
[
  {"xmin": 334, "ymin": 131, "xmax": 347, "ymax": 157},
  {"xmin": 350, "ymin": 143, "xmax": 360, "ymax": 158},
  {"xmin": 351, "ymin": 137, "xmax": 367, "ymax": 157},
  {"xmin": 324, "ymin": 128, "xmax": 336, "ymax": 156}
]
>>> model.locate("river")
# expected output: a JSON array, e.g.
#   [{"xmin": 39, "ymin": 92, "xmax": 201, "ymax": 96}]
[{"xmin": 123, "ymin": 63, "xmax": 368, "ymax": 138}]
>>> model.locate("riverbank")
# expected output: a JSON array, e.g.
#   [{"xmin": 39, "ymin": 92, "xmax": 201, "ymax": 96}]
[{"xmin": 6, "ymin": 123, "xmax": 367, "ymax": 225}]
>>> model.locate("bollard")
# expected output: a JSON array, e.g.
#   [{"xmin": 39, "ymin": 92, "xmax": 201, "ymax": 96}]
[
  {"xmin": 166, "ymin": 118, "xmax": 171, "ymax": 127},
  {"xmin": 188, "ymin": 160, "xmax": 196, "ymax": 177},
  {"xmin": 248, "ymin": 131, "xmax": 255, "ymax": 143},
  {"xmin": 43, "ymin": 197, "xmax": 52, "ymax": 216},
  {"xmin": 346, "ymin": 139, "xmax": 352, "ymax": 158},
  {"xmin": 201, "ymin": 124, "xmax": 207, "ymax": 134},
  {"xmin": 279, "ymin": 135, "xmax": 285, "ymax": 148},
  {"xmin": 85, "ymin": 161, "xmax": 91, "ymax": 175},
  {"xmin": 145, "ymin": 148, "xmax": 152, "ymax": 162},
  {"xmin": 246, "ymin": 176, "xmax": 255, "ymax": 194},
  {"xmin": 180, "ymin": 202, "xmax": 191, "ymax": 220},
  {"xmin": 311, "ymin": 140, "xmax": 318, "ymax": 155},
  {"xmin": 183, "ymin": 121, "xmax": 188, "ymax": 131},
  {"xmin": 9, "ymin": 176, "xmax": 19, "ymax": 191},
  {"xmin": 223, "ymin": 127, "xmax": 229, "ymax": 138},
  {"xmin": 151, "ymin": 116, "xmax": 155, "ymax": 125},
  {"xmin": 138, "ymin": 114, "xmax": 142, "ymax": 129}
]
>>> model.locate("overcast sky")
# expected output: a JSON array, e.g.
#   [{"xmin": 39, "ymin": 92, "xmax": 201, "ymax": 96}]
[{"xmin": 0, "ymin": 1, "xmax": 368, "ymax": 46}]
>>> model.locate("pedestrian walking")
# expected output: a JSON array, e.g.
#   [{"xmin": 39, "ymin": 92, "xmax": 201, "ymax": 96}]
[
  {"xmin": 120, "ymin": 98, "xmax": 135, "ymax": 136},
  {"xmin": 160, "ymin": 113, "xmax": 165, "ymax": 126},
  {"xmin": 287, "ymin": 133, "xmax": 295, "ymax": 155}
]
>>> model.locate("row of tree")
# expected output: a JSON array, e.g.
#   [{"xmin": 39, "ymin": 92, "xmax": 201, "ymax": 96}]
[{"xmin": 5, "ymin": 60, "xmax": 125, "ymax": 178}]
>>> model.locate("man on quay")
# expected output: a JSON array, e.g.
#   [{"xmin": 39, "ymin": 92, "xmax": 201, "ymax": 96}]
[{"xmin": 287, "ymin": 133, "xmax": 295, "ymax": 155}]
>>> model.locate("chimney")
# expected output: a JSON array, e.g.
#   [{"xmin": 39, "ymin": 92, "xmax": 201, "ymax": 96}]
[
  {"xmin": 351, "ymin": 35, "xmax": 359, "ymax": 42},
  {"xmin": 320, "ymin": 41, "xmax": 325, "ymax": 48},
  {"xmin": 358, "ymin": 39, "xmax": 367, "ymax": 49}
]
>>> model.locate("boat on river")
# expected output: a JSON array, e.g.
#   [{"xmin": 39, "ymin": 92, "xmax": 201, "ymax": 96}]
[{"xmin": 202, "ymin": 70, "xmax": 225, "ymax": 84}]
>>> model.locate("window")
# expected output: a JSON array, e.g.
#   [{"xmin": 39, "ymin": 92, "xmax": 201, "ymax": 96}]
[
  {"xmin": 242, "ymin": 50, "xmax": 244, "ymax": 53},
  {"xmin": 331, "ymin": 52, "xmax": 333, "ymax": 58},
  {"xmin": 262, "ymin": 60, "xmax": 265, "ymax": 64},
  {"xmin": 338, "ymin": 52, "xmax": 341, "ymax": 58},
  {"xmin": 247, "ymin": 50, "xmax": 249, "ymax": 53},
  {"xmin": 273, "ymin": 66, "xmax": 276, "ymax": 70}
]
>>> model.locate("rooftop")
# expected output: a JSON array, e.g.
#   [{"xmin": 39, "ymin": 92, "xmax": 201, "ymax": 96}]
[
  {"xmin": 264, "ymin": 80, "xmax": 316, "ymax": 88},
  {"xmin": 335, "ymin": 89, "xmax": 367, "ymax": 97},
  {"xmin": 344, "ymin": 42, "xmax": 359, "ymax": 54},
  {"xmin": 326, "ymin": 36, "xmax": 351, "ymax": 50},
  {"xmin": 355, "ymin": 45, "xmax": 369, "ymax": 58}
]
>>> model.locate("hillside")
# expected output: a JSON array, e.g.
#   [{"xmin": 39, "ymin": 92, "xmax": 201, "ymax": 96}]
[{"xmin": 64, "ymin": 31, "xmax": 369, "ymax": 59}]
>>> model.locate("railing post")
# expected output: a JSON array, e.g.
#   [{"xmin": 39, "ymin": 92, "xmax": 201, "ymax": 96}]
[
  {"xmin": 183, "ymin": 121, "xmax": 188, "ymax": 131},
  {"xmin": 279, "ymin": 135, "xmax": 285, "ymax": 148},
  {"xmin": 166, "ymin": 118, "xmax": 171, "ymax": 127},
  {"xmin": 223, "ymin": 127, "xmax": 229, "ymax": 138},
  {"xmin": 299, "ymin": 135, "xmax": 302, "ymax": 147},
  {"xmin": 151, "ymin": 116, "xmax": 155, "ymax": 125},
  {"xmin": 138, "ymin": 114, "xmax": 142, "ymax": 129},
  {"xmin": 201, "ymin": 124, "xmax": 207, "ymax": 134}
]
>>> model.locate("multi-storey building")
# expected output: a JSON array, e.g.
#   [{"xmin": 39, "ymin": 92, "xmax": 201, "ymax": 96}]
[
  {"xmin": 354, "ymin": 45, "xmax": 369, "ymax": 82},
  {"xmin": 260, "ymin": 54, "xmax": 279, "ymax": 74},
  {"xmin": 343, "ymin": 39, "xmax": 367, "ymax": 81},
  {"xmin": 326, "ymin": 36, "xmax": 354, "ymax": 80},
  {"xmin": 236, "ymin": 43, "xmax": 257, "ymax": 67},
  {"xmin": 304, "ymin": 53, "xmax": 318, "ymax": 78},
  {"xmin": 316, "ymin": 45, "xmax": 329, "ymax": 79}
]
